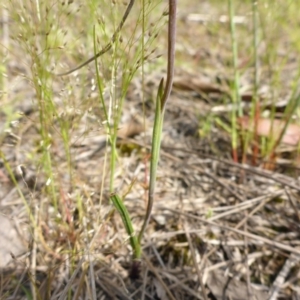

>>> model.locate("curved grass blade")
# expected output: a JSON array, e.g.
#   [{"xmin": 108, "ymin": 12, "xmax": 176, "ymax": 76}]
[{"xmin": 110, "ymin": 193, "xmax": 141, "ymax": 260}]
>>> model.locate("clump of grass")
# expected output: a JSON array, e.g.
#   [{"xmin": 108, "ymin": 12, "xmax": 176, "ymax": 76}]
[
  {"xmin": 206, "ymin": 0, "xmax": 300, "ymax": 170},
  {"xmin": 243, "ymin": 0, "xmax": 300, "ymax": 168},
  {"xmin": 97, "ymin": 0, "xmax": 177, "ymax": 277},
  {"xmin": 3, "ymin": 0, "xmax": 176, "ymax": 297}
]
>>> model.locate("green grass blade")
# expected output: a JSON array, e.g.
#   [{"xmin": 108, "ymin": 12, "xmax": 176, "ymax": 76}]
[{"xmin": 110, "ymin": 193, "xmax": 141, "ymax": 260}]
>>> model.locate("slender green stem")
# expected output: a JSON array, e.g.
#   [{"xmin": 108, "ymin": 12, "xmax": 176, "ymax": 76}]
[
  {"xmin": 138, "ymin": 0, "xmax": 177, "ymax": 243},
  {"xmin": 228, "ymin": 0, "xmax": 241, "ymax": 114},
  {"xmin": 138, "ymin": 79, "xmax": 164, "ymax": 243},
  {"xmin": 228, "ymin": 0, "xmax": 241, "ymax": 162},
  {"xmin": 93, "ymin": 26, "xmax": 109, "ymax": 127},
  {"xmin": 96, "ymin": 0, "xmax": 177, "ymax": 263},
  {"xmin": 252, "ymin": 1, "xmax": 259, "ymax": 96},
  {"xmin": 250, "ymin": 0, "xmax": 259, "ymax": 164}
]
